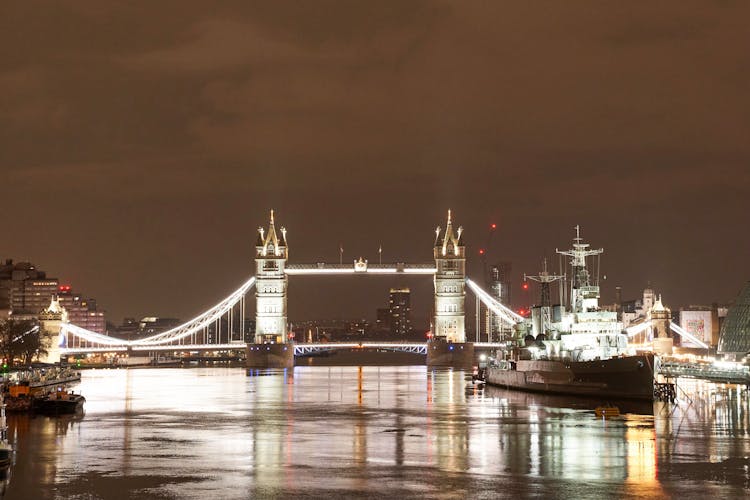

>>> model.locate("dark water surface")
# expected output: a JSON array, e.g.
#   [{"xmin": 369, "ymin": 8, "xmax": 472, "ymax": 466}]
[{"xmin": 3, "ymin": 366, "xmax": 749, "ymax": 499}]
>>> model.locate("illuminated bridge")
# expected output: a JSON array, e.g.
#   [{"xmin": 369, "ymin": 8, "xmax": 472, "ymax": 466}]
[
  {"xmin": 52, "ymin": 210, "xmax": 523, "ymax": 363},
  {"xmin": 56, "ymin": 270, "xmax": 518, "ymax": 358},
  {"xmin": 50, "ymin": 210, "xmax": 701, "ymax": 364}
]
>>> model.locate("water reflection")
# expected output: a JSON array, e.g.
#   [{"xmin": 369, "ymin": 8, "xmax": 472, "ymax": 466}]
[{"xmin": 2, "ymin": 368, "xmax": 749, "ymax": 499}]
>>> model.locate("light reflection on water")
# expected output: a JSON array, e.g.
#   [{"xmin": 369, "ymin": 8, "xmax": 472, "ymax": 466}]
[{"xmin": 2, "ymin": 367, "xmax": 750, "ymax": 499}]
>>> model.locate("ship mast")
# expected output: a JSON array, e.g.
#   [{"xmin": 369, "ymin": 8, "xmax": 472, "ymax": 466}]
[
  {"xmin": 556, "ymin": 225, "xmax": 603, "ymax": 313},
  {"xmin": 525, "ymin": 258, "xmax": 565, "ymax": 336}
]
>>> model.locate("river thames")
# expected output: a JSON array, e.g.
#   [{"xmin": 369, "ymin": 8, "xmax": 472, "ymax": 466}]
[{"xmin": 3, "ymin": 365, "xmax": 749, "ymax": 499}]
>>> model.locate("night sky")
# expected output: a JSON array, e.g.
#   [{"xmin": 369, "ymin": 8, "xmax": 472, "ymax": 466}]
[{"xmin": 1, "ymin": 2, "xmax": 748, "ymax": 327}]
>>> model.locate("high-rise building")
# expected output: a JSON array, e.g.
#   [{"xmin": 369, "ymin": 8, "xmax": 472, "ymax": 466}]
[
  {"xmin": 389, "ymin": 288, "xmax": 411, "ymax": 336},
  {"xmin": 485, "ymin": 262, "xmax": 512, "ymax": 340},
  {"xmin": 1, "ymin": 259, "xmax": 108, "ymax": 333},
  {"xmin": 375, "ymin": 308, "xmax": 390, "ymax": 331},
  {"xmin": 58, "ymin": 286, "xmax": 106, "ymax": 334},
  {"xmin": 0, "ymin": 259, "xmax": 59, "ymax": 314}
]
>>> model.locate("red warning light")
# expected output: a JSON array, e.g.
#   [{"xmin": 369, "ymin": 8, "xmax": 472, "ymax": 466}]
[
  {"xmin": 522, "ymin": 282, "xmax": 529, "ymax": 290},
  {"xmin": 490, "ymin": 223, "xmax": 497, "ymax": 230},
  {"xmin": 479, "ymin": 248, "xmax": 485, "ymax": 255}
]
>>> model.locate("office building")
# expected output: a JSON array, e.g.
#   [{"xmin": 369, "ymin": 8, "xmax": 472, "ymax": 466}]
[{"xmin": 389, "ymin": 288, "xmax": 411, "ymax": 336}]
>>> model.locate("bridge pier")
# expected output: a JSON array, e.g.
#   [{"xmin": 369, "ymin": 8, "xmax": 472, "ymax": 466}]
[
  {"xmin": 246, "ymin": 343, "xmax": 294, "ymax": 368},
  {"xmin": 426, "ymin": 339, "xmax": 474, "ymax": 368}
]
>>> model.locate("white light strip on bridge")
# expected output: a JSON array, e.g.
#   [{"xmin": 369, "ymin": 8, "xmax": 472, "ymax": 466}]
[
  {"xmin": 132, "ymin": 276, "xmax": 256, "ymax": 345},
  {"xmin": 62, "ymin": 276, "xmax": 256, "ymax": 348},
  {"xmin": 625, "ymin": 321, "xmax": 651, "ymax": 337},
  {"xmin": 132, "ymin": 344, "xmax": 246, "ymax": 352},
  {"xmin": 285, "ymin": 269, "xmax": 356, "ymax": 275},
  {"xmin": 293, "ymin": 342, "xmax": 428, "ymax": 355},
  {"xmin": 61, "ymin": 343, "xmax": 246, "ymax": 355},
  {"xmin": 60, "ymin": 347, "xmax": 128, "ymax": 354},
  {"xmin": 285, "ymin": 268, "xmax": 437, "ymax": 275},
  {"xmin": 296, "ymin": 342, "xmax": 427, "ymax": 349},
  {"xmin": 62, "ymin": 323, "xmax": 130, "ymax": 346},
  {"xmin": 465, "ymin": 279, "xmax": 523, "ymax": 325},
  {"xmin": 669, "ymin": 322, "xmax": 709, "ymax": 349}
]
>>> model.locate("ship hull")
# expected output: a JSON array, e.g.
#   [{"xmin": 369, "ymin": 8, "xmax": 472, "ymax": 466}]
[{"xmin": 485, "ymin": 354, "xmax": 655, "ymax": 401}]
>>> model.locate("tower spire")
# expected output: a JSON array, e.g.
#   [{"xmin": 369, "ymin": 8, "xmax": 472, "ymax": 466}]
[
  {"xmin": 440, "ymin": 209, "xmax": 462, "ymax": 256},
  {"xmin": 257, "ymin": 209, "xmax": 283, "ymax": 256}
]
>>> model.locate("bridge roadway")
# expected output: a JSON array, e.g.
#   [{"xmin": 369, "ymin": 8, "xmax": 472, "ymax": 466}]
[
  {"xmin": 284, "ymin": 262, "xmax": 436, "ymax": 275},
  {"xmin": 62, "ymin": 341, "xmax": 504, "ymax": 357}
]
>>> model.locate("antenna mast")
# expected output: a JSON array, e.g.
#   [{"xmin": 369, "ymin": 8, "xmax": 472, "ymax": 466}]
[
  {"xmin": 556, "ymin": 226, "xmax": 603, "ymax": 313},
  {"xmin": 524, "ymin": 258, "xmax": 565, "ymax": 335}
]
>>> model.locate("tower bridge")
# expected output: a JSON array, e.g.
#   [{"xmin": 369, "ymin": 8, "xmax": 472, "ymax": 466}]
[
  {"xmin": 48, "ymin": 210, "xmax": 696, "ymax": 369},
  {"xmin": 51, "ymin": 210, "xmax": 521, "ymax": 368}
]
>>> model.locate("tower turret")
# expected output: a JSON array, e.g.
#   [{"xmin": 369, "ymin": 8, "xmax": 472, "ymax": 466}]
[
  {"xmin": 255, "ymin": 210, "xmax": 289, "ymax": 343},
  {"xmin": 37, "ymin": 294, "xmax": 67, "ymax": 363},
  {"xmin": 432, "ymin": 210, "xmax": 466, "ymax": 343},
  {"xmin": 650, "ymin": 294, "xmax": 674, "ymax": 354}
]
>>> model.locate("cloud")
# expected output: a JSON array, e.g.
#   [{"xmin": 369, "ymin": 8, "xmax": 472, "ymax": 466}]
[{"xmin": 1, "ymin": 1, "xmax": 749, "ymax": 318}]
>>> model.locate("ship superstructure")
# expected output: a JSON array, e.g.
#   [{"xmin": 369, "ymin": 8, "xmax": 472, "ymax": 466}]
[{"xmin": 528, "ymin": 227, "xmax": 632, "ymax": 362}]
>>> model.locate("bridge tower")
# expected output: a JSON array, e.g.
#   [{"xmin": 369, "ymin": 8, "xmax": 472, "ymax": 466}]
[
  {"xmin": 432, "ymin": 210, "xmax": 466, "ymax": 343},
  {"xmin": 254, "ymin": 210, "xmax": 289, "ymax": 344}
]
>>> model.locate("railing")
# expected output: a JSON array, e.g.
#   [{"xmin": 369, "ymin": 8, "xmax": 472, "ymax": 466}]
[
  {"xmin": 294, "ymin": 342, "xmax": 428, "ymax": 356},
  {"xmin": 659, "ymin": 360, "xmax": 750, "ymax": 384}
]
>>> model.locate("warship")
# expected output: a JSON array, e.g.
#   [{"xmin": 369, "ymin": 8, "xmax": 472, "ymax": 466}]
[{"xmin": 484, "ymin": 227, "xmax": 655, "ymax": 401}]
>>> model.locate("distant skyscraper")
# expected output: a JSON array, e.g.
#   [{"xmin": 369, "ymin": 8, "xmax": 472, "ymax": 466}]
[
  {"xmin": 485, "ymin": 262, "xmax": 512, "ymax": 340},
  {"xmin": 487, "ymin": 262, "xmax": 512, "ymax": 305},
  {"xmin": 389, "ymin": 288, "xmax": 411, "ymax": 336}
]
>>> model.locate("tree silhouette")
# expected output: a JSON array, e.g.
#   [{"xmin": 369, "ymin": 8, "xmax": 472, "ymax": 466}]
[{"xmin": 0, "ymin": 319, "xmax": 54, "ymax": 366}]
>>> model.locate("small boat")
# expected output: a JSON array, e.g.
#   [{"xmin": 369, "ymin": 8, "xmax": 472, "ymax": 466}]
[
  {"xmin": 34, "ymin": 389, "xmax": 86, "ymax": 415},
  {"xmin": 4, "ymin": 382, "xmax": 33, "ymax": 412},
  {"xmin": 594, "ymin": 405, "xmax": 620, "ymax": 418}
]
